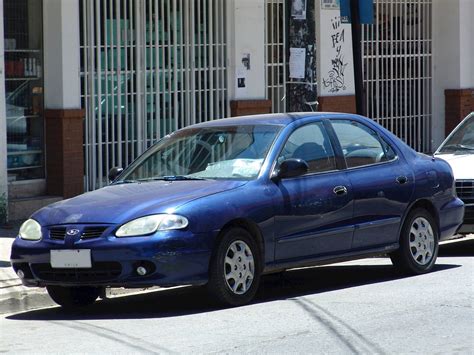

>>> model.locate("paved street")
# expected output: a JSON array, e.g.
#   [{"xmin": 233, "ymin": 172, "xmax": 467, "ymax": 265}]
[{"xmin": 1, "ymin": 240, "xmax": 473, "ymax": 354}]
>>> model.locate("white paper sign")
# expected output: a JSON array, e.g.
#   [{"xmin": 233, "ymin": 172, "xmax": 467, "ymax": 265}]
[
  {"xmin": 320, "ymin": 13, "xmax": 355, "ymax": 95},
  {"xmin": 289, "ymin": 48, "xmax": 306, "ymax": 79}
]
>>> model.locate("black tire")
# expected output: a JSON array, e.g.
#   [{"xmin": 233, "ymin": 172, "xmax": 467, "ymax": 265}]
[
  {"xmin": 47, "ymin": 285, "xmax": 100, "ymax": 308},
  {"xmin": 207, "ymin": 227, "xmax": 261, "ymax": 306},
  {"xmin": 390, "ymin": 208, "xmax": 439, "ymax": 275}
]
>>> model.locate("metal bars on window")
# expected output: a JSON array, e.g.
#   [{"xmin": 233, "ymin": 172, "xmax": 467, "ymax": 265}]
[
  {"xmin": 80, "ymin": 0, "xmax": 228, "ymax": 191},
  {"xmin": 264, "ymin": 0, "xmax": 287, "ymax": 113},
  {"xmin": 362, "ymin": 0, "xmax": 432, "ymax": 153}
]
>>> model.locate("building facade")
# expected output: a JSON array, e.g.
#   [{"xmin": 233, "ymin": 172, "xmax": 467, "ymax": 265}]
[{"xmin": 1, "ymin": 0, "xmax": 473, "ymax": 222}]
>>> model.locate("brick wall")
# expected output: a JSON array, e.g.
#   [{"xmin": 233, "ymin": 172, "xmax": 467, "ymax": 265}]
[
  {"xmin": 445, "ymin": 89, "xmax": 474, "ymax": 135},
  {"xmin": 45, "ymin": 109, "xmax": 85, "ymax": 198},
  {"xmin": 317, "ymin": 95, "xmax": 357, "ymax": 114},
  {"xmin": 230, "ymin": 100, "xmax": 272, "ymax": 117}
]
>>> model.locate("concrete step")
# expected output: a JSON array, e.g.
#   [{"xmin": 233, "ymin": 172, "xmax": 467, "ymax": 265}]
[
  {"xmin": 8, "ymin": 179, "xmax": 46, "ymax": 199},
  {"xmin": 8, "ymin": 196, "xmax": 62, "ymax": 221}
]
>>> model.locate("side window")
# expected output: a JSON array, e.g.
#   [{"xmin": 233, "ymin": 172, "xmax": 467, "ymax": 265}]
[
  {"xmin": 278, "ymin": 122, "xmax": 337, "ymax": 174},
  {"xmin": 331, "ymin": 120, "xmax": 396, "ymax": 168}
]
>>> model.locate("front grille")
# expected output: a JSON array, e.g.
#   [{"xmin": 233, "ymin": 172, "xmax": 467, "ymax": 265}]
[
  {"xmin": 456, "ymin": 180, "xmax": 474, "ymax": 204},
  {"xmin": 48, "ymin": 226, "xmax": 109, "ymax": 240},
  {"xmin": 81, "ymin": 226, "xmax": 108, "ymax": 239},
  {"xmin": 32, "ymin": 262, "xmax": 122, "ymax": 282},
  {"xmin": 49, "ymin": 227, "xmax": 66, "ymax": 240}
]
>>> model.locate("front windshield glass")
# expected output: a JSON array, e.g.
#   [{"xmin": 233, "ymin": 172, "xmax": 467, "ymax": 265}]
[
  {"xmin": 118, "ymin": 124, "xmax": 282, "ymax": 182},
  {"xmin": 438, "ymin": 113, "xmax": 474, "ymax": 154}
]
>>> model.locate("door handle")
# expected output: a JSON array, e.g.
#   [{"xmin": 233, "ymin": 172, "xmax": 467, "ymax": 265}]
[
  {"xmin": 333, "ymin": 185, "xmax": 348, "ymax": 196},
  {"xmin": 396, "ymin": 176, "xmax": 408, "ymax": 185}
]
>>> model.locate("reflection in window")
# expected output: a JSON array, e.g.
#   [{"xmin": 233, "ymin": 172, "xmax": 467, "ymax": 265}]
[
  {"xmin": 332, "ymin": 120, "xmax": 396, "ymax": 168},
  {"xmin": 278, "ymin": 122, "xmax": 337, "ymax": 174},
  {"xmin": 121, "ymin": 125, "xmax": 282, "ymax": 181}
]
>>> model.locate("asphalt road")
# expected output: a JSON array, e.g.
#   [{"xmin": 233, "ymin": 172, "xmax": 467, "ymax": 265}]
[{"xmin": 1, "ymin": 240, "xmax": 473, "ymax": 354}]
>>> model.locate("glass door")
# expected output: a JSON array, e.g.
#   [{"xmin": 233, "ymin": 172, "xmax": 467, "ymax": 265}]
[{"xmin": 4, "ymin": 0, "xmax": 44, "ymax": 181}]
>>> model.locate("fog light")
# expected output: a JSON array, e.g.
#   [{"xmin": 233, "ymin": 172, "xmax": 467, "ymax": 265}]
[
  {"xmin": 17, "ymin": 269, "xmax": 25, "ymax": 279},
  {"xmin": 136, "ymin": 266, "xmax": 147, "ymax": 276}
]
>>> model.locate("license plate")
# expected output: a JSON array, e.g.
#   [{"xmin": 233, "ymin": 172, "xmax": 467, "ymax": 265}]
[{"xmin": 50, "ymin": 249, "xmax": 92, "ymax": 268}]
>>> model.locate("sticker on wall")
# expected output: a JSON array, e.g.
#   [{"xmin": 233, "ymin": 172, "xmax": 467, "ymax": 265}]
[
  {"xmin": 236, "ymin": 53, "xmax": 250, "ymax": 93},
  {"xmin": 241, "ymin": 53, "xmax": 251, "ymax": 71},
  {"xmin": 321, "ymin": 0, "xmax": 340, "ymax": 10}
]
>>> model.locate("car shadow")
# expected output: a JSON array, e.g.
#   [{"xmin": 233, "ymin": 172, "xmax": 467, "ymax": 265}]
[
  {"xmin": 439, "ymin": 238, "xmax": 474, "ymax": 257},
  {"xmin": 7, "ymin": 261, "xmax": 460, "ymax": 322}
]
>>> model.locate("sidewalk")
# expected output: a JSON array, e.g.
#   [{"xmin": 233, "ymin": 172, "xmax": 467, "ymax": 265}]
[{"xmin": 0, "ymin": 221, "xmax": 55, "ymax": 314}]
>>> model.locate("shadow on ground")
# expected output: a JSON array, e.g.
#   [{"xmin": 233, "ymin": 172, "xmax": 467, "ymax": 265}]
[
  {"xmin": 7, "ymin": 259, "xmax": 461, "ymax": 322},
  {"xmin": 439, "ymin": 238, "xmax": 474, "ymax": 257}
]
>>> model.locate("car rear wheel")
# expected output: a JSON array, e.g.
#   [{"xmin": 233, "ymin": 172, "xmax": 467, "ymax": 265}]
[
  {"xmin": 46, "ymin": 285, "xmax": 101, "ymax": 308},
  {"xmin": 390, "ymin": 208, "xmax": 439, "ymax": 274},
  {"xmin": 207, "ymin": 227, "xmax": 261, "ymax": 306}
]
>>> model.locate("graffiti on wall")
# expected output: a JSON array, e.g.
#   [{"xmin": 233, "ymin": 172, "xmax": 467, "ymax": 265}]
[{"xmin": 322, "ymin": 16, "xmax": 348, "ymax": 93}]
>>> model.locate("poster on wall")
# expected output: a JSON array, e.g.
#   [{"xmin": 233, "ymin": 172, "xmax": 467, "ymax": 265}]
[
  {"xmin": 289, "ymin": 48, "xmax": 306, "ymax": 79},
  {"xmin": 291, "ymin": 0, "xmax": 307, "ymax": 20},
  {"xmin": 319, "ymin": 13, "xmax": 355, "ymax": 96}
]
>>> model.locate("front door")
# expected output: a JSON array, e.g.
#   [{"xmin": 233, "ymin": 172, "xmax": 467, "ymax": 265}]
[{"xmin": 273, "ymin": 122, "xmax": 354, "ymax": 261}]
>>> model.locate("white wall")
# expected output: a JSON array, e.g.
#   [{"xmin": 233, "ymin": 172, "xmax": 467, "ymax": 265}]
[
  {"xmin": 0, "ymin": 0, "xmax": 9, "ymax": 220},
  {"xmin": 227, "ymin": 0, "xmax": 266, "ymax": 101},
  {"xmin": 459, "ymin": 0, "xmax": 474, "ymax": 88},
  {"xmin": 316, "ymin": 5, "xmax": 355, "ymax": 97},
  {"xmin": 43, "ymin": 0, "xmax": 81, "ymax": 109},
  {"xmin": 432, "ymin": 0, "xmax": 474, "ymax": 147}
]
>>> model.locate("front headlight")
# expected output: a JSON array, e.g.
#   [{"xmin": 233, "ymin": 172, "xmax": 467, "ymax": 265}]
[
  {"xmin": 19, "ymin": 219, "xmax": 42, "ymax": 241},
  {"xmin": 115, "ymin": 214, "xmax": 188, "ymax": 237}
]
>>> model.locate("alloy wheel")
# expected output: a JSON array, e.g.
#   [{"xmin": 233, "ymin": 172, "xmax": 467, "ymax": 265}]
[
  {"xmin": 224, "ymin": 240, "xmax": 255, "ymax": 295},
  {"xmin": 409, "ymin": 217, "xmax": 435, "ymax": 265}
]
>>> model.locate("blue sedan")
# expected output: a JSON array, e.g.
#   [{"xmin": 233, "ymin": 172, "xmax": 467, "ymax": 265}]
[{"xmin": 11, "ymin": 113, "xmax": 464, "ymax": 308}]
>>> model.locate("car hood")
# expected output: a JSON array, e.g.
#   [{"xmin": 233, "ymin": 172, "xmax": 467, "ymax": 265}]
[
  {"xmin": 33, "ymin": 180, "xmax": 247, "ymax": 226},
  {"xmin": 434, "ymin": 153, "xmax": 474, "ymax": 180}
]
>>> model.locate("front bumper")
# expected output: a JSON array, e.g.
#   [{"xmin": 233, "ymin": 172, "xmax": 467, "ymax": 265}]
[{"xmin": 10, "ymin": 229, "xmax": 215, "ymax": 288}]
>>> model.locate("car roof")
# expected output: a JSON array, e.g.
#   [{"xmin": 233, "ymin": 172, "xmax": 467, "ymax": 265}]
[{"xmin": 187, "ymin": 112, "xmax": 358, "ymax": 128}]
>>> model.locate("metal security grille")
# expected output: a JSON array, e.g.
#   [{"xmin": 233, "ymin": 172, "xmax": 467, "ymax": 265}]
[
  {"xmin": 264, "ymin": 0, "xmax": 287, "ymax": 113},
  {"xmin": 362, "ymin": 0, "xmax": 432, "ymax": 152},
  {"xmin": 80, "ymin": 0, "xmax": 228, "ymax": 191}
]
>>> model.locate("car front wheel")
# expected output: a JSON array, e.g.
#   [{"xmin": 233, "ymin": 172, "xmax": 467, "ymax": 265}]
[
  {"xmin": 390, "ymin": 208, "xmax": 439, "ymax": 274},
  {"xmin": 46, "ymin": 285, "xmax": 101, "ymax": 308},
  {"xmin": 207, "ymin": 227, "xmax": 261, "ymax": 306}
]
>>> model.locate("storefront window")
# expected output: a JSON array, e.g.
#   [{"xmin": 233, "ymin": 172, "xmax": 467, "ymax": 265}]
[{"xmin": 4, "ymin": 0, "xmax": 44, "ymax": 181}]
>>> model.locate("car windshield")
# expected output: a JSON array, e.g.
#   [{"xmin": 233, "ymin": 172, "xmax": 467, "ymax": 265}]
[
  {"xmin": 117, "ymin": 124, "xmax": 282, "ymax": 182},
  {"xmin": 437, "ymin": 113, "xmax": 474, "ymax": 154}
]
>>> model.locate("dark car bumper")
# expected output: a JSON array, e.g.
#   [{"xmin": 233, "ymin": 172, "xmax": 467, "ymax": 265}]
[
  {"xmin": 10, "ymin": 230, "xmax": 216, "ymax": 288},
  {"xmin": 457, "ymin": 204, "xmax": 474, "ymax": 234}
]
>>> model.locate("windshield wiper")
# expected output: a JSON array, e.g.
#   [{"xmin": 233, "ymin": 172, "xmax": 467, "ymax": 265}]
[
  {"xmin": 442, "ymin": 143, "xmax": 474, "ymax": 151},
  {"xmin": 113, "ymin": 179, "xmax": 138, "ymax": 185},
  {"xmin": 151, "ymin": 175, "xmax": 207, "ymax": 181}
]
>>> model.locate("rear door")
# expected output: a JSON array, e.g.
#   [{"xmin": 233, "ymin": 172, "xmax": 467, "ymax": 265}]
[{"xmin": 329, "ymin": 119, "xmax": 414, "ymax": 249}]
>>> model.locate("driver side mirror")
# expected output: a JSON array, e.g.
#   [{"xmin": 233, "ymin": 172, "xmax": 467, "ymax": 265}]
[
  {"xmin": 108, "ymin": 167, "xmax": 123, "ymax": 182},
  {"xmin": 273, "ymin": 159, "xmax": 309, "ymax": 180}
]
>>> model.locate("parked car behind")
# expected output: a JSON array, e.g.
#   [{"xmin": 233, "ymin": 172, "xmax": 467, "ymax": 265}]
[
  {"xmin": 434, "ymin": 112, "xmax": 474, "ymax": 235},
  {"xmin": 11, "ymin": 113, "xmax": 464, "ymax": 308}
]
